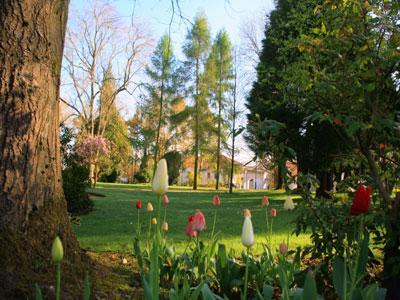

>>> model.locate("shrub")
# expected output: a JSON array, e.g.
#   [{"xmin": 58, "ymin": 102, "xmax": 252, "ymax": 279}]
[
  {"xmin": 99, "ymin": 169, "xmax": 119, "ymax": 182},
  {"xmin": 60, "ymin": 125, "xmax": 93, "ymax": 214},
  {"xmin": 62, "ymin": 163, "xmax": 93, "ymax": 214},
  {"xmin": 162, "ymin": 151, "xmax": 182, "ymax": 185},
  {"xmin": 134, "ymin": 170, "xmax": 150, "ymax": 183}
]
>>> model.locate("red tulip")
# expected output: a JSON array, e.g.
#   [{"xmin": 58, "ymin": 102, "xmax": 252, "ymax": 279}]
[
  {"xmin": 271, "ymin": 208, "xmax": 277, "ymax": 217},
  {"xmin": 262, "ymin": 196, "xmax": 269, "ymax": 206},
  {"xmin": 135, "ymin": 200, "xmax": 142, "ymax": 209},
  {"xmin": 192, "ymin": 210, "xmax": 206, "ymax": 232},
  {"xmin": 162, "ymin": 194, "xmax": 169, "ymax": 205},
  {"xmin": 350, "ymin": 185, "xmax": 372, "ymax": 215},
  {"xmin": 185, "ymin": 215, "xmax": 197, "ymax": 238},
  {"xmin": 213, "ymin": 195, "xmax": 220, "ymax": 206}
]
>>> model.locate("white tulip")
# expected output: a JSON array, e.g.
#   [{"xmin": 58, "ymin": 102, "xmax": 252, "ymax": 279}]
[
  {"xmin": 152, "ymin": 159, "xmax": 169, "ymax": 195},
  {"xmin": 241, "ymin": 216, "xmax": 254, "ymax": 248},
  {"xmin": 284, "ymin": 196, "xmax": 295, "ymax": 210}
]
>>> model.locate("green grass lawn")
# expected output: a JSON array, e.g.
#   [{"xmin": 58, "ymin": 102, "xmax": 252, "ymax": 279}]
[{"xmin": 73, "ymin": 183, "xmax": 310, "ymax": 255}]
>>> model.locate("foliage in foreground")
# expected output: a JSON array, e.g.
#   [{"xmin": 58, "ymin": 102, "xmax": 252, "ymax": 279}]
[{"xmin": 37, "ymin": 160, "xmax": 388, "ymax": 299}]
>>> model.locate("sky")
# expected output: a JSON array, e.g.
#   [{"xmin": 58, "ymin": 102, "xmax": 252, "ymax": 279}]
[{"xmin": 65, "ymin": 0, "xmax": 275, "ymax": 164}]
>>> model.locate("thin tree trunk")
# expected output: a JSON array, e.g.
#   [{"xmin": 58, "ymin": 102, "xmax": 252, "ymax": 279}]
[
  {"xmin": 0, "ymin": 1, "xmax": 83, "ymax": 297},
  {"xmin": 275, "ymin": 165, "xmax": 283, "ymax": 189},
  {"xmin": 362, "ymin": 149, "xmax": 400, "ymax": 299},
  {"xmin": 215, "ymin": 96, "xmax": 222, "ymax": 190},
  {"xmin": 193, "ymin": 58, "xmax": 200, "ymax": 190},
  {"xmin": 316, "ymin": 171, "xmax": 333, "ymax": 198},
  {"xmin": 89, "ymin": 163, "xmax": 95, "ymax": 187},
  {"xmin": 229, "ymin": 66, "xmax": 237, "ymax": 194},
  {"xmin": 153, "ymin": 77, "xmax": 165, "ymax": 176}
]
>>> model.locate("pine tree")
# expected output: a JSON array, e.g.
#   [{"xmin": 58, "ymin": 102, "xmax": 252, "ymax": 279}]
[
  {"xmin": 207, "ymin": 30, "xmax": 234, "ymax": 189},
  {"xmin": 145, "ymin": 34, "xmax": 178, "ymax": 173},
  {"xmin": 182, "ymin": 13, "xmax": 211, "ymax": 190}
]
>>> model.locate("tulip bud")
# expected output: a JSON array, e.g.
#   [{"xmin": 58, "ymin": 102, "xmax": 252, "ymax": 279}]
[
  {"xmin": 122, "ymin": 258, "xmax": 128, "ymax": 265},
  {"xmin": 152, "ymin": 159, "xmax": 169, "ymax": 196},
  {"xmin": 243, "ymin": 208, "xmax": 251, "ymax": 217},
  {"xmin": 213, "ymin": 195, "xmax": 220, "ymax": 206},
  {"xmin": 284, "ymin": 196, "xmax": 295, "ymax": 211},
  {"xmin": 241, "ymin": 216, "xmax": 254, "ymax": 248},
  {"xmin": 151, "ymin": 217, "xmax": 157, "ymax": 225},
  {"xmin": 162, "ymin": 194, "xmax": 169, "ymax": 205},
  {"xmin": 162, "ymin": 222, "xmax": 168, "ymax": 232},
  {"xmin": 51, "ymin": 236, "xmax": 64, "ymax": 263},
  {"xmin": 271, "ymin": 208, "xmax": 277, "ymax": 217},
  {"xmin": 136, "ymin": 200, "xmax": 142, "ymax": 209},
  {"xmin": 279, "ymin": 241, "xmax": 288, "ymax": 254},
  {"xmin": 186, "ymin": 215, "xmax": 197, "ymax": 238},
  {"xmin": 147, "ymin": 202, "xmax": 154, "ymax": 212},
  {"xmin": 262, "ymin": 196, "xmax": 269, "ymax": 206}
]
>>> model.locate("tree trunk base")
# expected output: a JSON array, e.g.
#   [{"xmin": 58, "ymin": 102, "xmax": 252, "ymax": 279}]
[
  {"xmin": 0, "ymin": 197, "xmax": 86, "ymax": 299},
  {"xmin": 383, "ymin": 207, "xmax": 400, "ymax": 300}
]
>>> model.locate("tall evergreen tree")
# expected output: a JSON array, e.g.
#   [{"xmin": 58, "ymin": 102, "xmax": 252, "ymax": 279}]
[
  {"xmin": 207, "ymin": 30, "xmax": 234, "ymax": 190},
  {"xmin": 182, "ymin": 13, "xmax": 211, "ymax": 190},
  {"xmin": 145, "ymin": 34, "xmax": 177, "ymax": 174},
  {"xmin": 245, "ymin": 0, "xmax": 346, "ymax": 195}
]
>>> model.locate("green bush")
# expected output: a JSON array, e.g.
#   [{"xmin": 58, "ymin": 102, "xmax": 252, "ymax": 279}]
[
  {"xmin": 162, "ymin": 151, "xmax": 182, "ymax": 185},
  {"xmin": 62, "ymin": 163, "xmax": 93, "ymax": 214},
  {"xmin": 99, "ymin": 169, "xmax": 119, "ymax": 182},
  {"xmin": 60, "ymin": 125, "xmax": 93, "ymax": 215},
  {"xmin": 134, "ymin": 170, "xmax": 150, "ymax": 183}
]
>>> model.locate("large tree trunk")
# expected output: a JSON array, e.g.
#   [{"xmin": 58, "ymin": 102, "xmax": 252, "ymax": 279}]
[{"xmin": 0, "ymin": 1, "xmax": 83, "ymax": 298}]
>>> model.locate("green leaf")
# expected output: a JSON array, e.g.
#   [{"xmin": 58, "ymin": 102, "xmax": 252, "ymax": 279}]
[
  {"xmin": 302, "ymin": 272, "xmax": 318, "ymax": 300},
  {"xmin": 201, "ymin": 283, "xmax": 224, "ymax": 300},
  {"xmin": 83, "ymin": 271, "xmax": 90, "ymax": 300},
  {"xmin": 262, "ymin": 284, "xmax": 274, "ymax": 300},
  {"xmin": 361, "ymin": 283, "xmax": 378, "ymax": 300},
  {"xmin": 189, "ymin": 282, "xmax": 205, "ymax": 300},
  {"xmin": 35, "ymin": 283, "xmax": 43, "ymax": 300},
  {"xmin": 321, "ymin": 22, "xmax": 327, "ymax": 34},
  {"xmin": 365, "ymin": 83, "xmax": 375, "ymax": 92},
  {"xmin": 149, "ymin": 239, "xmax": 160, "ymax": 299},
  {"xmin": 333, "ymin": 257, "xmax": 347, "ymax": 300},
  {"xmin": 374, "ymin": 287, "xmax": 387, "ymax": 300},
  {"xmin": 355, "ymin": 232, "xmax": 369, "ymax": 282}
]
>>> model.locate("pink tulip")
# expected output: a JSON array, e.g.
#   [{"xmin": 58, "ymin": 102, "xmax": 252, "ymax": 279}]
[
  {"xmin": 185, "ymin": 216, "xmax": 197, "ymax": 238},
  {"xmin": 262, "ymin": 196, "xmax": 269, "ymax": 206},
  {"xmin": 271, "ymin": 208, "xmax": 277, "ymax": 217},
  {"xmin": 279, "ymin": 241, "xmax": 288, "ymax": 254},
  {"xmin": 213, "ymin": 195, "xmax": 220, "ymax": 206},
  {"xmin": 162, "ymin": 222, "xmax": 169, "ymax": 232},
  {"xmin": 192, "ymin": 210, "xmax": 206, "ymax": 232},
  {"xmin": 162, "ymin": 194, "xmax": 169, "ymax": 205}
]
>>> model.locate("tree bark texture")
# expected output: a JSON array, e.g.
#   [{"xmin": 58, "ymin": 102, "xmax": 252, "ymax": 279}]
[{"xmin": 0, "ymin": 1, "xmax": 83, "ymax": 298}]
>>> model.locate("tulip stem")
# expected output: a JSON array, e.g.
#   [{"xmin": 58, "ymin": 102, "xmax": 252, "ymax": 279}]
[
  {"xmin": 137, "ymin": 209, "xmax": 140, "ymax": 237},
  {"xmin": 270, "ymin": 218, "xmax": 274, "ymax": 246},
  {"xmin": 56, "ymin": 262, "xmax": 61, "ymax": 300},
  {"xmin": 157, "ymin": 196, "xmax": 161, "ymax": 241},
  {"xmin": 163, "ymin": 206, "xmax": 167, "ymax": 223},
  {"xmin": 243, "ymin": 247, "xmax": 250, "ymax": 300},
  {"xmin": 265, "ymin": 208, "xmax": 270, "ymax": 244},
  {"xmin": 211, "ymin": 208, "xmax": 217, "ymax": 238},
  {"xmin": 147, "ymin": 213, "xmax": 152, "ymax": 251}
]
